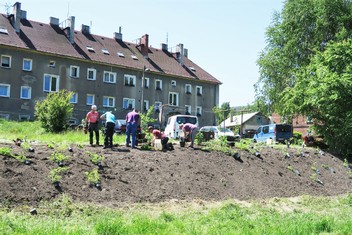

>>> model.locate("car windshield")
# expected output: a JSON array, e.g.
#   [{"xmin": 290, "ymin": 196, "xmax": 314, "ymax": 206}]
[{"xmin": 219, "ymin": 127, "xmax": 232, "ymax": 133}]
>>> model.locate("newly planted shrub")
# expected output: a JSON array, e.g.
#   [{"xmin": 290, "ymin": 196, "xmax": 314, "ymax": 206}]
[
  {"xmin": 86, "ymin": 151, "xmax": 105, "ymax": 165},
  {"xmin": 49, "ymin": 167, "xmax": 69, "ymax": 186},
  {"xmin": 85, "ymin": 169, "xmax": 100, "ymax": 186},
  {"xmin": 50, "ymin": 151, "xmax": 70, "ymax": 166},
  {"xmin": 0, "ymin": 147, "xmax": 13, "ymax": 157}
]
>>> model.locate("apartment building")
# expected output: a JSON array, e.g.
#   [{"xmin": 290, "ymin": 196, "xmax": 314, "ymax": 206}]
[{"xmin": 0, "ymin": 2, "xmax": 221, "ymax": 127}]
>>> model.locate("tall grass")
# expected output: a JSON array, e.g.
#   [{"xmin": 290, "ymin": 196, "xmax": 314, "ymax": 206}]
[
  {"xmin": 0, "ymin": 119, "xmax": 125, "ymax": 145},
  {"xmin": 1, "ymin": 194, "xmax": 352, "ymax": 234}
]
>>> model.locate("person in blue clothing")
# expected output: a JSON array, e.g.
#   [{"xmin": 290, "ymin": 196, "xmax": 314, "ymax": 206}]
[{"xmin": 100, "ymin": 110, "xmax": 116, "ymax": 149}]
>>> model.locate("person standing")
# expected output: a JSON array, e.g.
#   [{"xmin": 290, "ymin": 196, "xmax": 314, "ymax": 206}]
[
  {"xmin": 179, "ymin": 123, "xmax": 199, "ymax": 148},
  {"xmin": 125, "ymin": 108, "xmax": 140, "ymax": 148},
  {"xmin": 100, "ymin": 110, "xmax": 116, "ymax": 149},
  {"xmin": 86, "ymin": 105, "xmax": 100, "ymax": 146}
]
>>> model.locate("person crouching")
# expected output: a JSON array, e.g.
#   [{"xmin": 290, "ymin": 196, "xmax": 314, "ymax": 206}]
[{"xmin": 148, "ymin": 126, "xmax": 170, "ymax": 151}]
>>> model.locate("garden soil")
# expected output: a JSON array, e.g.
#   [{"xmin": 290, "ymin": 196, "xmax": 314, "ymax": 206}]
[{"xmin": 1, "ymin": 141, "xmax": 352, "ymax": 207}]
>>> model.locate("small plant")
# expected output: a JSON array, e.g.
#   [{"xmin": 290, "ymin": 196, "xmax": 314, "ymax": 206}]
[
  {"xmin": 0, "ymin": 147, "xmax": 14, "ymax": 157},
  {"xmin": 140, "ymin": 144, "xmax": 152, "ymax": 151},
  {"xmin": 77, "ymin": 143, "xmax": 84, "ymax": 149},
  {"xmin": 195, "ymin": 132, "xmax": 204, "ymax": 146},
  {"xmin": 86, "ymin": 151, "xmax": 105, "ymax": 165},
  {"xmin": 310, "ymin": 173, "xmax": 317, "ymax": 181},
  {"xmin": 47, "ymin": 142, "xmax": 55, "ymax": 149},
  {"xmin": 287, "ymin": 165, "xmax": 294, "ymax": 172},
  {"xmin": 50, "ymin": 151, "xmax": 70, "ymax": 166},
  {"xmin": 343, "ymin": 158, "xmax": 349, "ymax": 167},
  {"xmin": 49, "ymin": 167, "xmax": 69, "ymax": 185},
  {"xmin": 85, "ymin": 169, "xmax": 100, "ymax": 186},
  {"xmin": 321, "ymin": 164, "xmax": 330, "ymax": 170},
  {"xmin": 13, "ymin": 153, "xmax": 27, "ymax": 163}
]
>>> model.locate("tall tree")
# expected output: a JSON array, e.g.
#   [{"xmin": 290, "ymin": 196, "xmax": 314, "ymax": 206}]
[
  {"xmin": 213, "ymin": 102, "xmax": 231, "ymax": 125},
  {"xmin": 256, "ymin": 0, "xmax": 352, "ymax": 115}
]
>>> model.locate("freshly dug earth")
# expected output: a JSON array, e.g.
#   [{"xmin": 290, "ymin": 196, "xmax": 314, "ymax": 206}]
[{"xmin": 0, "ymin": 141, "xmax": 351, "ymax": 207}]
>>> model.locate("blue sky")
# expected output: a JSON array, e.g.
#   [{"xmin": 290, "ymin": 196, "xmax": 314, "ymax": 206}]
[{"xmin": 1, "ymin": 0, "xmax": 284, "ymax": 106}]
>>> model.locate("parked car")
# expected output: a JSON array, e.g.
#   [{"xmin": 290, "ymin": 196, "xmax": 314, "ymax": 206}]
[
  {"xmin": 114, "ymin": 119, "xmax": 126, "ymax": 134},
  {"xmin": 164, "ymin": 115, "xmax": 198, "ymax": 139},
  {"xmin": 253, "ymin": 124, "xmax": 293, "ymax": 143},
  {"xmin": 199, "ymin": 126, "xmax": 239, "ymax": 145}
]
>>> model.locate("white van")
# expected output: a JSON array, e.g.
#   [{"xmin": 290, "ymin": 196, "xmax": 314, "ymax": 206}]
[{"xmin": 164, "ymin": 115, "xmax": 198, "ymax": 139}]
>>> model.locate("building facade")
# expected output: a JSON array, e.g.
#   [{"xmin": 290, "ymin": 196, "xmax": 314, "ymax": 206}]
[{"xmin": 0, "ymin": 2, "xmax": 221, "ymax": 127}]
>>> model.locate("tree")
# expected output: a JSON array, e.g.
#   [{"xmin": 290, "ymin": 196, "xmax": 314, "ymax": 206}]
[
  {"xmin": 256, "ymin": 0, "xmax": 352, "ymax": 115},
  {"xmin": 212, "ymin": 102, "xmax": 231, "ymax": 125},
  {"xmin": 283, "ymin": 40, "xmax": 352, "ymax": 153},
  {"xmin": 35, "ymin": 90, "xmax": 74, "ymax": 132}
]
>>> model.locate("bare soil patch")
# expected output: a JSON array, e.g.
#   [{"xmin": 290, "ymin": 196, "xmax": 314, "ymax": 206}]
[{"xmin": 1, "ymin": 141, "xmax": 351, "ymax": 207}]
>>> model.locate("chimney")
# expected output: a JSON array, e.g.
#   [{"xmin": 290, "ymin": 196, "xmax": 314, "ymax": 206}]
[
  {"xmin": 114, "ymin": 26, "xmax": 123, "ymax": 40},
  {"xmin": 161, "ymin": 43, "xmax": 168, "ymax": 51},
  {"xmin": 12, "ymin": 2, "xmax": 21, "ymax": 33},
  {"xmin": 20, "ymin": 10, "xmax": 26, "ymax": 20},
  {"xmin": 50, "ymin": 17, "xmax": 59, "ymax": 26},
  {"xmin": 81, "ymin": 24, "xmax": 90, "ymax": 34},
  {"xmin": 68, "ymin": 16, "xmax": 75, "ymax": 44},
  {"xmin": 176, "ymin": 43, "xmax": 184, "ymax": 65},
  {"xmin": 141, "ymin": 34, "xmax": 149, "ymax": 58},
  {"xmin": 184, "ymin": 48, "xmax": 188, "ymax": 58}
]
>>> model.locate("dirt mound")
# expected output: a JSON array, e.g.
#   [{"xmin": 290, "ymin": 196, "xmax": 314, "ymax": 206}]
[{"xmin": 0, "ymin": 142, "xmax": 351, "ymax": 206}]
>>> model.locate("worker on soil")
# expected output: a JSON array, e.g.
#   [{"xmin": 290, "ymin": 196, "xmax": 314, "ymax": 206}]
[
  {"xmin": 148, "ymin": 126, "xmax": 171, "ymax": 151},
  {"xmin": 125, "ymin": 108, "xmax": 140, "ymax": 149},
  {"xmin": 100, "ymin": 110, "xmax": 116, "ymax": 149},
  {"xmin": 85, "ymin": 105, "xmax": 100, "ymax": 147},
  {"xmin": 179, "ymin": 123, "xmax": 199, "ymax": 148}
]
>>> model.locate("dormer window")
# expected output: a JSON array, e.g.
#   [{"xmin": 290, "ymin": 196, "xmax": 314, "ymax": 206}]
[
  {"xmin": 131, "ymin": 55, "xmax": 138, "ymax": 60},
  {"xmin": 189, "ymin": 66, "xmax": 196, "ymax": 72},
  {"xmin": 86, "ymin": 46, "xmax": 95, "ymax": 52},
  {"xmin": 117, "ymin": 52, "xmax": 125, "ymax": 57},
  {"xmin": 102, "ymin": 49, "xmax": 110, "ymax": 55},
  {"xmin": 0, "ymin": 27, "xmax": 8, "ymax": 35}
]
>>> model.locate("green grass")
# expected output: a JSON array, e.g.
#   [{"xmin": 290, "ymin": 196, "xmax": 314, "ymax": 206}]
[{"xmin": 1, "ymin": 194, "xmax": 352, "ymax": 234}]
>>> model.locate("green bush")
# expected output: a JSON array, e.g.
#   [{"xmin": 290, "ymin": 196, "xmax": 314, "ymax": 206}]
[
  {"xmin": 293, "ymin": 131, "xmax": 303, "ymax": 145},
  {"xmin": 35, "ymin": 89, "xmax": 74, "ymax": 133}
]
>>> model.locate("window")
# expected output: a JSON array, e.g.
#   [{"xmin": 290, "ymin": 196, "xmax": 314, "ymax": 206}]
[
  {"xmin": 20, "ymin": 86, "xmax": 31, "ymax": 99},
  {"xmin": 86, "ymin": 94, "xmax": 95, "ymax": 105},
  {"xmin": 131, "ymin": 55, "xmax": 138, "ymax": 60},
  {"xmin": 1, "ymin": 55, "xmax": 11, "ymax": 68},
  {"xmin": 70, "ymin": 65, "xmax": 80, "ymax": 78},
  {"xmin": 102, "ymin": 49, "xmax": 110, "ymax": 55},
  {"xmin": 171, "ymin": 80, "xmax": 176, "ymax": 87},
  {"xmin": 144, "ymin": 77, "xmax": 150, "ymax": 88},
  {"xmin": 189, "ymin": 66, "xmax": 196, "ymax": 72},
  {"xmin": 19, "ymin": 115, "xmax": 30, "ymax": 121},
  {"xmin": 43, "ymin": 74, "xmax": 59, "ymax": 92},
  {"xmin": 87, "ymin": 68, "xmax": 96, "ymax": 80},
  {"xmin": 196, "ymin": 86, "xmax": 203, "ymax": 96},
  {"xmin": 168, "ymin": 92, "xmax": 179, "ymax": 106},
  {"xmin": 0, "ymin": 84, "xmax": 10, "ymax": 97},
  {"xmin": 185, "ymin": 105, "xmax": 191, "ymax": 115},
  {"xmin": 124, "ymin": 74, "xmax": 136, "ymax": 86},
  {"xmin": 49, "ymin": 61, "xmax": 55, "ymax": 67},
  {"xmin": 307, "ymin": 116, "xmax": 313, "ymax": 124},
  {"xmin": 23, "ymin": 58, "xmax": 32, "ymax": 71},
  {"xmin": 143, "ymin": 100, "xmax": 149, "ymax": 112},
  {"xmin": 103, "ymin": 71, "xmax": 116, "ymax": 83},
  {"xmin": 117, "ymin": 52, "xmax": 125, "ymax": 57},
  {"xmin": 103, "ymin": 96, "xmax": 115, "ymax": 108},
  {"xmin": 185, "ymin": 84, "xmax": 192, "ymax": 94},
  {"xmin": 196, "ymin": 106, "xmax": 202, "ymax": 116},
  {"xmin": 154, "ymin": 101, "xmax": 162, "ymax": 112},
  {"xmin": 0, "ymin": 114, "xmax": 10, "ymax": 120},
  {"xmin": 86, "ymin": 46, "xmax": 95, "ymax": 52},
  {"xmin": 123, "ymin": 98, "xmax": 135, "ymax": 110},
  {"xmin": 70, "ymin": 93, "xmax": 78, "ymax": 103},
  {"xmin": 155, "ymin": 79, "xmax": 162, "ymax": 90},
  {"xmin": 0, "ymin": 27, "xmax": 8, "ymax": 34},
  {"xmin": 263, "ymin": 126, "xmax": 269, "ymax": 134}
]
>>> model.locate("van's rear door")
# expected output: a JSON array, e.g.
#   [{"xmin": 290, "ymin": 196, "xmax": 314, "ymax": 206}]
[{"xmin": 275, "ymin": 124, "xmax": 293, "ymax": 142}]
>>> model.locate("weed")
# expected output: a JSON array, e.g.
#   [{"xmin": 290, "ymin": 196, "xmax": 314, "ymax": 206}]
[{"xmin": 85, "ymin": 169, "xmax": 100, "ymax": 185}]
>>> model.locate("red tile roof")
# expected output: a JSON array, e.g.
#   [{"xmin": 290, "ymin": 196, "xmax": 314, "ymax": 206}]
[{"xmin": 0, "ymin": 13, "xmax": 221, "ymax": 84}]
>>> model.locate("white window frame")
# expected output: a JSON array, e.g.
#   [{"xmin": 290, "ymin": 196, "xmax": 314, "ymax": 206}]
[
  {"xmin": 49, "ymin": 60, "xmax": 55, "ymax": 67},
  {"xmin": 1, "ymin": 55, "xmax": 11, "ymax": 68},
  {"xmin": 154, "ymin": 101, "xmax": 162, "ymax": 111},
  {"xmin": 19, "ymin": 115, "xmax": 30, "ymax": 121},
  {"xmin": 0, "ymin": 114, "xmax": 10, "ymax": 120},
  {"xmin": 43, "ymin": 74, "xmax": 60, "ymax": 92},
  {"xmin": 70, "ymin": 93, "xmax": 78, "ymax": 104},
  {"xmin": 143, "ymin": 100, "xmax": 149, "ymax": 112},
  {"xmin": 185, "ymin": 105, "xmax": 191, "ymax": 115},
  {"xmin": 0, "ymin": 83, "xmax": 10, "ymax": 97},
  {"xmin": 144, "ymin": 77, "xmax": 150, "ymax": 88},
  {"xmin": 168, "ymin": 92, "xmax": 179, "ymax": 106},
  {"xmin": 103, "ymin": 96, "xmax": 115, "ymax": 108},
  {"xmin": 196, "ymin": 86, "xmax": 203, "ymax": 96},
  {"xmin": 155, "ymin": 79, "xmax": 162, "ymax": 90},
  {"xmin": 20, "ymin": 86, "xmax": 31, "ymax": 99},
  {"xmin": 196, "ymin": 106, "xmax": 202, "ymax": 116},
  {"xmin": 171, "ymin": 80, "xmax": 176, "ymax": 87},
  {"xmin": 87, "ymin": 68, "xmax": 96, "ymax": 80},
  {"xmin": 123, "ymin": 98, "xmax": 135, "ymax": 110},
  {"xmin": 86, "ymin": 94, "xmax": 95, "ymax": 105},
  {"xmin": 185, "ymin": 84, "xmax": 192, "ymax": 94},
  {"xmin": 103, "ymin": 71, "xmax": 117, "ymax": 83},
  {"xmin": 22, "ymin": 58, "xmax": 32, "ymax": 71},
  {"xmin": 70, "ymin": 65, "xmax": 80, "ymax": 78},
  {"xmin": 124, "ymin": 74, "xmax": 136, "ymax": 87}
]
